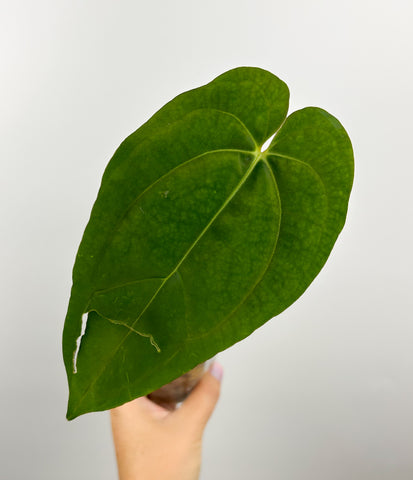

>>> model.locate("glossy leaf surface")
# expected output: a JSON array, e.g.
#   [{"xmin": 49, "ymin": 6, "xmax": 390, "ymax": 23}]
[{"xmin": 63, "ymin": 67, "xmax": 353, "ymax": 419}]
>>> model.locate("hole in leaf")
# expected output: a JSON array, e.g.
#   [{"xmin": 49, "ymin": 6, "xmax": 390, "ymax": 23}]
[
  {"xmin": 260, "ymin": 133, "xmax": 276, "ymax": 153},
  {"xmin": 72, "ymin": 313, "xmax": 88, "ymax": 374}
]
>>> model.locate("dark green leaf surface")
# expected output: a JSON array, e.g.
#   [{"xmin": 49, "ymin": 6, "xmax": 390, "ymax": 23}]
[{"xmin": 63, "ymin": 67, "xmax": 353, "ymax": 419}]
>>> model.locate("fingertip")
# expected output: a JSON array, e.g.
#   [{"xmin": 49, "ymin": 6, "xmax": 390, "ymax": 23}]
[{"xmin": 209, "ymin": 361, "xmax": 224, "ymax": 382}]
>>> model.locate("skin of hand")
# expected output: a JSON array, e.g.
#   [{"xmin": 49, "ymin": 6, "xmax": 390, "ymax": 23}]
[{"xmin": 110, "ymin": 362, "xmax": 223, "ymax": 480}]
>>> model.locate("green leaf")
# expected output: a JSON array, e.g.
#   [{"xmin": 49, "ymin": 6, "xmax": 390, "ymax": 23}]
[{"xmin": 63, "ymin": 67, "xmax": 353, "ymax": 419}]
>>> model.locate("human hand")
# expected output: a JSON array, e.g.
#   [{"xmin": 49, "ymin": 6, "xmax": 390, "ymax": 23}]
[{"xmin": 110, "ymin": 362, "xmax": 223, "ymax": 480}]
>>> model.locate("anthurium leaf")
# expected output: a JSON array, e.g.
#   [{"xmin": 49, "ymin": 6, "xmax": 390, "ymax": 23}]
[{"xmin": 63, "ymin": 67, "xmax": 353, "ymax": 420}]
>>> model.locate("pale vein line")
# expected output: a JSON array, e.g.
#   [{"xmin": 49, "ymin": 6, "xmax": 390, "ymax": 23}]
[
  {"xmin": 206, "ymin": 108, "xmax": 259, "ymax": 150},
  {"xmin": 266, "ymin": 152, "xmax": 328, "ymax": 195},
  {"xmin": 105, "ymin": 317, "xmax": 161, "ymax": 353},
  {"xmin": 92, "ymin": 277, "xmax": 165, "ymax": 297}
]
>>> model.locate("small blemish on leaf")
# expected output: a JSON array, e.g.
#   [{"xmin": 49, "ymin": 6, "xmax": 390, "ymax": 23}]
[{"xmin": 160, "ymin": 190, "xmax": 169, "ymax": 198}]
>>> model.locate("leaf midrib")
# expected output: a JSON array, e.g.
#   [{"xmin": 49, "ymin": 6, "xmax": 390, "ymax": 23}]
[
  {"xmin": 126, "ymin": 148, "xmax": 265, "ymax": 331},
  {"xmin": 72, "ymin": 148, "xmax": 270, "ymax": 414}
]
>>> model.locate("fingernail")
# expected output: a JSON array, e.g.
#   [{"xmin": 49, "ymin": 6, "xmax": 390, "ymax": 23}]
[{"xmin": 209, "ymin": 362, "xmax": 223, "ymax": 382}]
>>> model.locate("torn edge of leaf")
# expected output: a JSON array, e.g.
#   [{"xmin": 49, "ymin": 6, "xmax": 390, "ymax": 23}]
[
  {"xmin": 106, "ymin": 317, "xmax": 161, "ymax": 353},
  {"xmin": 72, "ymin": 313, "xmax": 88, "ymax": 374}
]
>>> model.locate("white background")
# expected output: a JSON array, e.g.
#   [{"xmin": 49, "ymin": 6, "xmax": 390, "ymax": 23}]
[{"xmin": 1, "ymin": 1, "xmax": 412, "ymax": 479}]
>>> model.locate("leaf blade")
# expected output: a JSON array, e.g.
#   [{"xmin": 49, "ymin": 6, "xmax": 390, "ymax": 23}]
[{"xmin": 63, "ymin": 69, "xmax": 353, "ymax": 420}]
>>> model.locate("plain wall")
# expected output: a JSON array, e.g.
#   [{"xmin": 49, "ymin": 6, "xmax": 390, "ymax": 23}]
[{"xmin": 1, "ymin": 0, "xmax": 412, "ymax": 478}]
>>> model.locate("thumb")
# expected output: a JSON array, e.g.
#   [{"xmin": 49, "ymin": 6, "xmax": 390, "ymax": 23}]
[{"xmin": 173, "ymin": 362, "xmax": 223, "ymax": 434}]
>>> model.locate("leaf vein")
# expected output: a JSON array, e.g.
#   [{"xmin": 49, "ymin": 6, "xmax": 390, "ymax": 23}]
[
  {"xmin": 187, "ymin": 153, "xmax": 330, "ymax": 343},
  {"xmin": 104, "ymin": 316, "xmax": 161, "ymax": 353},
  {"xmin": 91, "ymin": 277, "xmax": 165, "ymax": 296},
  {"xmin": 73, "ymin": 150, "xmax": 263, "ymax": 412},
  {"xmin": 206, "ymin": 109, "xmax": 258, "ymax": 149},
  {"xmin": 267, "ymin": 152, "xmax": 328, "ymax": 195},
  {"xmin": 125, "ymin": 150, "xmax": 264, "ymax": 332},
  {"xmin": 187, "ymin": 157, "xmax": 282, "ymax": 342},
  {"xmin": 88, "ymin": 147, "xmax": 254, "ymax": 292}
]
